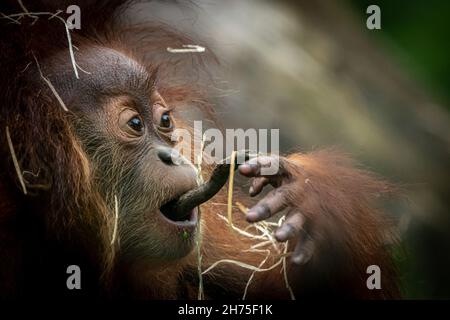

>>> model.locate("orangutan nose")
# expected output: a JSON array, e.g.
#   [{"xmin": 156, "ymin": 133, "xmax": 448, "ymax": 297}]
[{"xmin": 157, "ymin": 146, "xmax": 187, "ymax": 166}]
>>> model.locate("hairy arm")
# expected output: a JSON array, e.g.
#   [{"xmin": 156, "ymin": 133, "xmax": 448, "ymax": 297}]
[{"xmin": 201, "ymin": 149, "xmax": 399, "ymax": 299}]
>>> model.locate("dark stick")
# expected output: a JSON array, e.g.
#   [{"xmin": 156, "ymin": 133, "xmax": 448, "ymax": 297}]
[{"xmin": 161, "ymin": 151, "xmax": 250, "ymax": 219}]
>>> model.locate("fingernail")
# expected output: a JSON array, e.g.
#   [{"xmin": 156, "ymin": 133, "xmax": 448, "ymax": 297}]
[
  {"xmin": 292, "ymin": 253, "xmax": 305, "ymax": 265},
  {"xmin": 239, "ymin": 164, "xmax": 250, "ymax": 174},
  {"xmin": 275, "ymin": 229, "xmax": 287, "ymax": 242},
  {"xmin": 249, "ymin": 186, "xmax": 254, "ymax": 195},
  {"xmin": 246, "ymin": 211, "xmax": 258, "ymax": 222}
]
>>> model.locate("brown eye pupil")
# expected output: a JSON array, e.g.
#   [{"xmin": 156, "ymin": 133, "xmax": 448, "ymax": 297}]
[{"xmin": 160, "ymin": 113, "xmax": 171, "ymax": 128}]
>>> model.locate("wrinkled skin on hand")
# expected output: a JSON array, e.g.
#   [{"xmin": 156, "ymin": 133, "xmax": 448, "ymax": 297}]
[{"xmin": 239, "ymin": 155, "xmax": 316, "ymax": 265}]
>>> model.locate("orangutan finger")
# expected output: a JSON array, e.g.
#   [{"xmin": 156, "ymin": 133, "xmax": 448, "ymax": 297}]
[
  {"xmin": 246, "ymin": 188, "xmax": 287, "ymax": 222},
  {"xmin": 274, "ymin": 210, "xmax": 305, "ymax": 242},
  {"xmin": 291, "ymin": 232, "xmax": 315, "ymax": 265},
  {"xmin": 238, "ymin": 156, "xmax": 282, "ymax": 178},
  {"xmin": 249, "ymin": 177, "xmax": 270, "ymax": 197}
]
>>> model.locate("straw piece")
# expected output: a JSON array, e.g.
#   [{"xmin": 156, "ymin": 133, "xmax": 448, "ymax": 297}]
[
  {"xmin": 235, "ymin": 201, "xmax": 248, "ymax": 215},
  {"xmin": 1, "ymin": 9, "xmax": 79, "ymax": 78},
  {"xmin": 227, "ymin": 151, "xmax": 237, "ymax": 227},
  {"xmin": 167, "ymin": 45, "xmax": 206, "ymax": 53},
  {"xmin": 242, "ymin": 249, "xmax": 271, "ymax": 300},
  {"xmin": 33, "ymin": 54, "xmax": 69, "ymax": 112},
  {"xmin": 5, "ymin": 126, "xmax": 27, "ymax": 195},
  {"xmin": 110, "ymin": 195, "xmax": 119, "ymax": 245},
  {"xmin": 202, "ymin": 257, "xmax": 283, "ymax": 275},
  {"xmin": 17, "ymin": 0, "xmax": 29, "ymax": 14},
  {"xmin": 282, "ymin": 241, "xmax": 296, "ymax": 300},
  {"xmin": 196, "ymin": 133, "xmax": 206, "ymax": 300}
]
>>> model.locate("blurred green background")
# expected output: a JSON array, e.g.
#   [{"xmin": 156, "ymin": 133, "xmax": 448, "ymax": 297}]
[
  {"xmin": 349, "ymin": 0, "xmax": 450, "ymax": 107},
  {"xmin": 349, "ymin": 0, "xmax": 450, "ymax": 299}
]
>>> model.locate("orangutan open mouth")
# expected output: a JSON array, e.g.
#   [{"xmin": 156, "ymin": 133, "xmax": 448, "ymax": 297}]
[
  {"xmin": 159, "ymin": 205, "xmax": 198, "ymax": 228},
  {"xmin": 160, "ymin": 197, "xmax": 198, "ymax": 224},
  {"xmin": 159, "ymin": 154, "xmax": 244, "ymax": 225}
]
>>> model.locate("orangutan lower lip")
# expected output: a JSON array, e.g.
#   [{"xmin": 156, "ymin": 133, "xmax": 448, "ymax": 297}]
[{"xmin": 159, "ymin": 206, "xmax": 198, "ymax": 228}]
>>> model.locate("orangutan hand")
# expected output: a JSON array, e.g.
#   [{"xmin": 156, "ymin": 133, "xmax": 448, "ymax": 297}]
[{"xmin": 238, "ymin": 155, "xmax": 315, "ymax": 265}]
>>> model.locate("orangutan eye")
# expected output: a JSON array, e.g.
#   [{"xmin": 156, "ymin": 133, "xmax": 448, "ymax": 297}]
[
  {"xmin": 119, "ymin": 108, "xmax": 145, "ymax": 138},
  {"xmin": 153, "ymin": 103, "xmax": 175, "ymax": 132},
  {"xmin": 160, "ymin": 112, "xmax": 172, "ymax": 129},
  {"xmin": 128, "ymin": 116, "xmax": 144, "ymax": 132}
]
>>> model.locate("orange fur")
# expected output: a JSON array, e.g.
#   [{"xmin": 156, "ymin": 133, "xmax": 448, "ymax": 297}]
[{"xmin": 0, "ymin": 0, "xmax": 399, "ymax": 299}]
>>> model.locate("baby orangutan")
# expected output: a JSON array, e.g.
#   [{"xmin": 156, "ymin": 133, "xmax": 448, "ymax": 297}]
[{"xmin": 0, "ymin": 0, "xmax": 399, "ymax": 299}]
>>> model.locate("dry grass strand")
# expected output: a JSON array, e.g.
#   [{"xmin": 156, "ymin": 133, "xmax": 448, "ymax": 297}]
[
  {"xmin": 5, "ymin": 126, "xmax": 27, "ymax": 195},
  {"xmin": 227, "ymin": 150, "xmax": 237, "ymax": 226},
  {"xmin": 32, "ymin": 54, "xmax": 69, "ymax": 112},
  {"xmin": 110, "ymin": 195, "xmax": 119, "ymax": 245}
]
